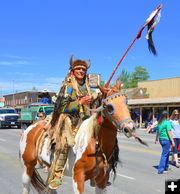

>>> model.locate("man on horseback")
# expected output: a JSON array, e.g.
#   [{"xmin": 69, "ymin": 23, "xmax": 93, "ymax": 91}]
[{"xmin": 48, "ymin": 56, "xmax": 98, "ymax": 189}]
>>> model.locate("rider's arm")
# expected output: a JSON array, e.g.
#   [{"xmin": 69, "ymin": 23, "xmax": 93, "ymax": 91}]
[{"xmin": 61, "ymin": 86, "xmax": 81, "ymax": 113}]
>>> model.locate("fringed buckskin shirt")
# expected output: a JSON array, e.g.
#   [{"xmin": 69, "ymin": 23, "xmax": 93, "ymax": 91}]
[{"xmin": 59, "ymin": 75, "xmax": 97, "ymax": 118}]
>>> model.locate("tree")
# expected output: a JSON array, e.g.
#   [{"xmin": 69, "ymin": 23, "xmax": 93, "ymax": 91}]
[
  {"xmin": 119, "ymin": 69, "xmax": 131, "ymax": 89},
  {"xmin": 32, "ymin": 86, "xmax": 38, "ymax": 91},
  {"xmin": 119, "ymin": 66, "xmax": 150, "ymax": 89},
  {"xmin": 130, "ymin": 66, "xmax": 150, "ymax": 88},
  {"xmin": 100, "ymin": 80, "xmax": 105, "ymax": 87}
]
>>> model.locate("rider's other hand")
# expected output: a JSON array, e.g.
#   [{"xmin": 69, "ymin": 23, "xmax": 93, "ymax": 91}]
[{"xmin": 79, "ymin": 96, "xmax": 92, "ymax": 105}]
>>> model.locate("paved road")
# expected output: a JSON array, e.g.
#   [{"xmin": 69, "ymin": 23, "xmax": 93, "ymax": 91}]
[{"xmin": 0, "ymin": 128, "xmax": 179, "ymax": 194}]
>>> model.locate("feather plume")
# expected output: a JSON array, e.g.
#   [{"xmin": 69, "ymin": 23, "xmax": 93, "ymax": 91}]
[
  {"xmin": 134, "ymin": 136, "xmax": 148, "ymax": 147},
  {"xmin": 146, "ymin": 11, "xmax": 161, "ymax": 55},
  {"xmin": 137, "ymin": 4, "xmax": 162, "ymax": 55}
]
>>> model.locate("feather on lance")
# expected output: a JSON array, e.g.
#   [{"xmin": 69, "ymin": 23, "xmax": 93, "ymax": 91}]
[
  {"xmin": 137, "ymin": 4, "xmax": 162, "ymax": 55},
  {"xmin": 105, "ymin": 4, "xmax": 163, "ymax": 88}
]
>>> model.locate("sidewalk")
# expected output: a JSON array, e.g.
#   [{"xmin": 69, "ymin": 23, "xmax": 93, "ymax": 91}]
[{"xmin": 137, "ymin": 127, "xmax": 146, "ymax": 131}]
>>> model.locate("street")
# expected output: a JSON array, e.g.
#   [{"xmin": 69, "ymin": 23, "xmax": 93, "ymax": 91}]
[{"xmin": 0, "ymin": 128, "xmax": 179, "ymax": 194}]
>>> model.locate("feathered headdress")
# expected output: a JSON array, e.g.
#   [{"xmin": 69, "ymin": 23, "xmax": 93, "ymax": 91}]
[{"xmin": 69, "ymin": 55, "xmax": 91, "ymax": 71}]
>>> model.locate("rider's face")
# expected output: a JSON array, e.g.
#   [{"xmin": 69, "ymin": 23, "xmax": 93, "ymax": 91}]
[{"xmin": 73, "ymin": 67, "xmax": 86, "ymax": 81}]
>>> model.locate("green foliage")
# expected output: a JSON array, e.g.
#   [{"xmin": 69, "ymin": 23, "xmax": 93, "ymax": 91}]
[
  {"xmin": 32, "ymin": 86, "xmax": 38, "ymax": 91},
  {"xmin": 119, "ymin": 69, "xmax": 131, "ymax": 88},
  {"xmin": 99, "ymin": 80, "xmax": 113, "ymax": 87},
  {"xmin": 100, "ymin": 80, "xmax": 105, "ymax": 87},
  {"xmin": 119, "ymin": 66, "xmax": 150, "ymax": 89}
]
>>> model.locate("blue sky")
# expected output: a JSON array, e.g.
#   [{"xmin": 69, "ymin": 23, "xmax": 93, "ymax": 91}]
[{"xmin": 0, "ymin": 0, "xmax": 180, "ymax": 95}]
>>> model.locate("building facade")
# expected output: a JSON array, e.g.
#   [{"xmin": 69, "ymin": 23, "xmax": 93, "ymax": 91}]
[
  {"xmin": 4, "ymin": 91, "xmax": 56, "ymax": 109},
  {"xmin": 126, "ymin": 77, "xmax": 180, "ymax": 127}
]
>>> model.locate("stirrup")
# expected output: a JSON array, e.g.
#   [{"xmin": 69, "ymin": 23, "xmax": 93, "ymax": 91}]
[{"xmin": 49, "ymin": 180, "xmax": 62, "ymax": 190}]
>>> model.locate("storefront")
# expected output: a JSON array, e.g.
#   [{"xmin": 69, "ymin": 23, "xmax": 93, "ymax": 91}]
[
  {"xmin": 124, "ymin": 77, "xmax": 180, "ymax": 127},
  {"xmin": 128, "ymin": 97, "xmax": 180, "ymax": 127}
]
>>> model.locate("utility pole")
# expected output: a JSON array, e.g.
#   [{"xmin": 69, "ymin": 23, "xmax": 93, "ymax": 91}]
[
  {"xmin": 0, "ymin": 87, "xmax": 2, "ymax": 98},
  {"xmin": 12, "ymin": 80, "xmax": 15, "ymax": 107}
]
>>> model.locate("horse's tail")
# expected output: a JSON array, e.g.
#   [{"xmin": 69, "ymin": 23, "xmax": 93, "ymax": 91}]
[{"xmin": 31, "ymin": 168, "xmax": 49, "ymax": 194}]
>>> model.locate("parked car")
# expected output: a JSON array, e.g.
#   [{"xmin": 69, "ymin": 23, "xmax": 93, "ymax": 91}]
[{"xmin": 0, "ymin": 107, "xmax": 20, "ymax": 128}]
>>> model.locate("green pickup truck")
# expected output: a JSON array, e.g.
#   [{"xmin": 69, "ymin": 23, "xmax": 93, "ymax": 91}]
[{"xmin": 18, "ymin": 104, "xmax": 54, "ymax": 130}]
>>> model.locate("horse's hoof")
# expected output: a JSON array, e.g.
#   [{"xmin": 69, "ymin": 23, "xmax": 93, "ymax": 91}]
[{"xmin": 107, "ymin": 181, "xmax": 111, "ymax": 186}]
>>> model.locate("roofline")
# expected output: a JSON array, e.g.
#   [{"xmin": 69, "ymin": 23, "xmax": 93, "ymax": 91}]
[
  {"xmin": 128, "ymin": 97, "xmax": 180, "ymax": 105},
  {"xmin": 0, "ymin": 107, "xmax": 15, "ymax": 109},
  {"xmin": 3, "ymin": 90, "xmax": 56, "ymax": 97},
  {"xmin": 138, "ymin": 76, "xmax": 180, "ymax": 83}
]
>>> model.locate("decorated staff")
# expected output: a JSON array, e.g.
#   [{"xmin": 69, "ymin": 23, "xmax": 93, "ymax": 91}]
[{"xmin": 105, "ymin": 4, "xmax": 163, "ymax": 88}]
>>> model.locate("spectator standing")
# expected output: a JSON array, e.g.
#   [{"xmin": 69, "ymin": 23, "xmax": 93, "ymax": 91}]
[
  {"xmin": 155, "ymin": 111, "xmax": 175, "ymax": 174},
  {"xmin": 169, "ymin": 109, "xmax": 180, "ymax": 168}
]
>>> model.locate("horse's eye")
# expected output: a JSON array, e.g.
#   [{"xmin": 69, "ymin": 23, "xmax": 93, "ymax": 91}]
[{"xmin": 106, "ymin": 104, "xmax": 114, "ymax": 114}]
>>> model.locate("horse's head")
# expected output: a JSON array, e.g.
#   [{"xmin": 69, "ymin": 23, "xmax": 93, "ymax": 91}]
[{"xmin": 98, "ymin": 79, "xmax": 135, "ymax": 138}]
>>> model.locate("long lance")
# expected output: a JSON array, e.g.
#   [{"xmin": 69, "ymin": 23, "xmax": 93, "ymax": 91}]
[{"xmin": 105, "ymin": 4, "xmax": 162, "ymax": 88}]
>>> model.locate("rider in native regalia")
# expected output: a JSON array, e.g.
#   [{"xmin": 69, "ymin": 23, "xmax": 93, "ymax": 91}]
[{"xmin": 48, "ymin": 56, "xmax": 99, "ymax": 189}]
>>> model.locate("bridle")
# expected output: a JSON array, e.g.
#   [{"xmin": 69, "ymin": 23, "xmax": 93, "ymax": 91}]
[{"xmin": 102, "ymin": 92, "xmax": 132, "ymax": 129}]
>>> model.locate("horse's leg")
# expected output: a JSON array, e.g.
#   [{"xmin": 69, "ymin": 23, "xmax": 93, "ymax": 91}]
[
  {"xmin": 94, "ymin": 178, "xmax": 106, "ymax": 194},
  {"xmin": 94, "ymin": 170, "xmax": 108, "ymax": 194},
  {"xmin": 72, "ymin": 170, "xmax": 85, "ymax": 194},
  {"xmin": 95, "ymin": 186, "xmax": 106, "ymax": 194},
  {"xmin": 22, "ymin": 164, "xmax": 33, "ymax": 194}
]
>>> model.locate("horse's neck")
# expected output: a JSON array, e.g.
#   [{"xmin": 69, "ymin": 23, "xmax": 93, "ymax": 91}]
[{"xmin": 98, "ymin": 118, "xmax": 117, "ymax": 157}]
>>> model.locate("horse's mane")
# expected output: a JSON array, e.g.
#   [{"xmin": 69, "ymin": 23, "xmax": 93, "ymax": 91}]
[{"xmin": 75, "ymin": 113, "xmax": 100, "ymax": 148}]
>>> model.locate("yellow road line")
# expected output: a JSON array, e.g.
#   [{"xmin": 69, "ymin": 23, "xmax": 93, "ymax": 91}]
[
  {"xmin": 0, "ymin": 152, "xmax": 21, "ymax": 167},
  {"xmin": 0, "ymin": 152, "xmax": 11, "ymax": 160},
  {"xmin": 0, "ymin": 138, "xmax": 6, "ymax": 142},
  {"xmin": 120, "ymin": 145, "xmax": 161, "ymax": 154}
]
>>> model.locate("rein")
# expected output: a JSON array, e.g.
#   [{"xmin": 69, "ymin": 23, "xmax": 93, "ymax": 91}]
[{"xmin": 88, "ymin": 138, "xmax": 115, "ymax": 175}]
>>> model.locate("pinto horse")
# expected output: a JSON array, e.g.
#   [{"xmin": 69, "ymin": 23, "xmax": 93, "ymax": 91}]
[{"xmin": 19, "ymin": 80, "xmax": 138, "ymax": 194}]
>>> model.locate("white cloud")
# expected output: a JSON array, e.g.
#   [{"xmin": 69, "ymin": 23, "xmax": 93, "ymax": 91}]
[
  {"xmin": 45, "ymin": 77, "xmax": 63, "ymax": 84},
  {"xmin": 16, "ymin": 60, "xmax": 29, "ymax": 65},
  {"xmin": 7, "ymin": 72, "xmax": 37, "ymax": 76},
  {"xmin": 0, "ymin": 61, "xmax": 13, "ymax": 66},
  {"xmin": 0, "ymin": 60, "xmax": 29, "ymax": 66},
  {"xmin": 2, "ymin": 55, "xmax": 23, "ymax": 59}
]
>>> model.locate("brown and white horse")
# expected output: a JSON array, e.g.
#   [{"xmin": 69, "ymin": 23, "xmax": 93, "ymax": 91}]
[{"xmin": 19, "ymin": 80, "xmax": 138, "ymax": 194}]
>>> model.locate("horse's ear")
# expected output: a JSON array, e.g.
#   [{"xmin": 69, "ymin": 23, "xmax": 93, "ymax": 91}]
[
  {"xmin": 97, "ymin": 85, "xmax": 109, "ymax": 95},
  {"xmin": 116, "ymin": 78, "xmax": 121, "ymax": 91}
]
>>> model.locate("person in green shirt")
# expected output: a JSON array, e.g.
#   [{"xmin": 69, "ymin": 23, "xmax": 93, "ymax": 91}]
[{"xmin": 155, "ymin": 111, "xmax": 175, "ymax": 174}]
